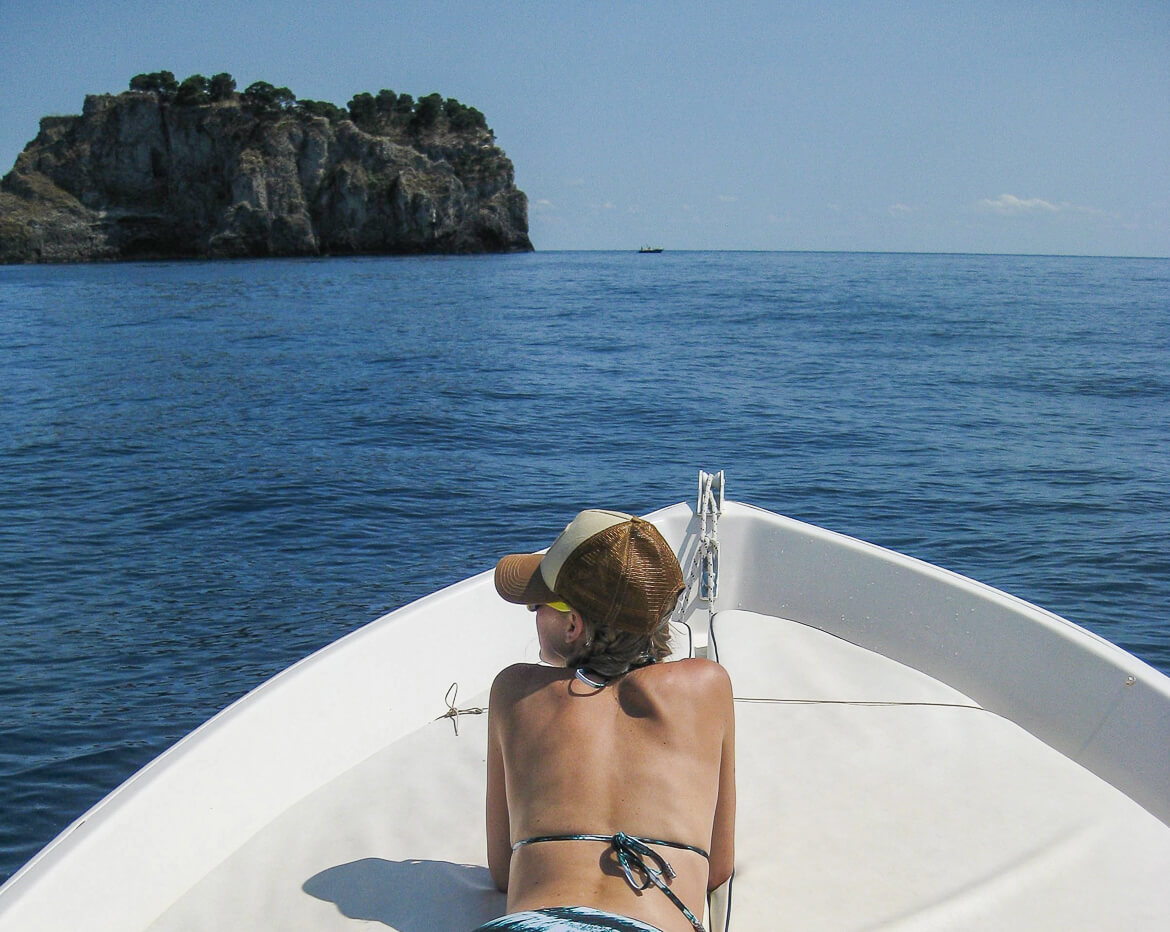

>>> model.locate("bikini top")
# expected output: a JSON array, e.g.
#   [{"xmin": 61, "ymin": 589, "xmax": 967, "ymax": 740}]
[{"xmin": 511, "ymin": 831, "xmax": 709, "ymax": 932}]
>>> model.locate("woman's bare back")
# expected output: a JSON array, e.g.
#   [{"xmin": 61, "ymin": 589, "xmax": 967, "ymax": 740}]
[{"xmin": 486, "ymin": 658, "xmax": 735, "ymax": 932}]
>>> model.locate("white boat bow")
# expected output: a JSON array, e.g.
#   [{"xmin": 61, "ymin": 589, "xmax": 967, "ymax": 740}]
[{"xmin": 2, "ymin": 481, "xmax": 1168, "ymax": 930}]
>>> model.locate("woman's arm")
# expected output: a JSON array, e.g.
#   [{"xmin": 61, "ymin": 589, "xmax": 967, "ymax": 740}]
[
  {"xmin": 486, "ymin": 671, "xmax": 514, "ymax": 892},
  {"xmin": 707, "ymin": 666, "xmax": 736, "ymax": 890}
]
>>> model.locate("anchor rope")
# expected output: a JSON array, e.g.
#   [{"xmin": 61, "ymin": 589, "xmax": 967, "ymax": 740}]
[{"xmin": 671, "ymin": 470, "xmax": 723, "ymax": 637}]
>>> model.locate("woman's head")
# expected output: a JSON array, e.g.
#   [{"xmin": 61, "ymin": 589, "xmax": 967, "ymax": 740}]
[{"xmin": 496, "ymin": 510, "xmax": 685, "ymax": 673}]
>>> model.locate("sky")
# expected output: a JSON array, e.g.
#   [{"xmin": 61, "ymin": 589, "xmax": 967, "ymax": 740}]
[{"xmin": 1, "ymin": 1, "xmax": 1167, "ymax": 257}]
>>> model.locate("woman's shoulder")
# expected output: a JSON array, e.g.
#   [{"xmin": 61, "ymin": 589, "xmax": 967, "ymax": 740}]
[
  {"xmin": 489, "ymin": 662, "xmax": 566, "ymax": 703},
  {"xmin": 619, "ymin": 659, "xmax": 733, "ymax": 733},
  {"xmin": 637, "ymin": 657, "xmax": 733, "ymax": 703},
  {"xmin": 656, "ymin": 656, "xmax": 732, "ymax": 685}
]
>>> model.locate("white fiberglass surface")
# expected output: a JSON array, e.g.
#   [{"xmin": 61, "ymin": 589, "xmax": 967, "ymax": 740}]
[
  {"xmin": 145, "ymin": 610, "xmax": 1170, "ymax": 931},
  {"xmin": 698, "ymin": 503, "xmax": 1170, "ymax": 826},
  {"xmin": 148, "ymin": 690, "xmax": 503, "ymax": 931},
  {"xmin": 7, "ymin": 502, "xmax": 1170, "ymax": 931},
  {"xmin": 0, "ymin": 575, "xmax": 532, "ymax": 932},
  {"xmin": 719, "ymin": 610, "xmax": 1170, "ymax": 929}
]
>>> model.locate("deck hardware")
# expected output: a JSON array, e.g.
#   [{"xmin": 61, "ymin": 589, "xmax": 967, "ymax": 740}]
[
  {"xmin": 438, "ymin": 682, "xmax": 486, "ymax": 736},
  {"xmin": 697, "ymin": 470, "xmax": 724, "ymax": 603}
]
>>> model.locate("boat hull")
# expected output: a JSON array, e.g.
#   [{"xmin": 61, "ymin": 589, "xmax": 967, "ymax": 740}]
[{"xmin": 2, "ymin": 501, "xmax": 1167, "ymax": 930}]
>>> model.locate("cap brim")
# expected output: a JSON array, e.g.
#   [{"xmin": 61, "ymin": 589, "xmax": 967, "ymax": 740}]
[{"xmin": 494, "ymin": 552, "xmax": 557, "ymax": 605}]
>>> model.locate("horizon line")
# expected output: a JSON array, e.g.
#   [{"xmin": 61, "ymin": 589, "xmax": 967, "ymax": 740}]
[{"xmin": 531, "ymin": 248, "xmax": 1170, "ymax": 261}]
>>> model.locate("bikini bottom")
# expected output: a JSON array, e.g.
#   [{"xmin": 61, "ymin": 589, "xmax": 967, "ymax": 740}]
[{"xmin": 471, "ymin": 905, "xmax": 665, "ymax": 931}]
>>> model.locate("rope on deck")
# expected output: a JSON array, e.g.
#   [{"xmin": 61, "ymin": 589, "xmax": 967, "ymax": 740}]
[
  {"xmin": 733, "ymin": 696, "xmax": 984, "ymax": 710},
  {"xmin": 438, "ymin": 682, "xmax": 486, "ymax": 735}
]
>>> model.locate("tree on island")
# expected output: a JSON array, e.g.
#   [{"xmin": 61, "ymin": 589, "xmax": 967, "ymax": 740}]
[
  {"xmin": 242, "ymin": 81, "xmax": 296, "ymax": 117},
  {"xmin": 376, "ymin": 89, "xmax": 398, "ymax": 116},
  {"xmin": 347, "ymin": 92, "xmax": 378, "ymax": 128},
  {"xmin": 299, "ymin": 98, "xmax": 345, "ymax": 123},
  {"xmin": 411, "ymin": 92, "xmax": 444, "ymax": 130},
  {"xmin": 444, "ymin": 97, "xmax": 488, "ymax": 132},
  {"xmin": 129, "ymin": 71, "xmax": 179, "ymax": 98},
  {"xmin": 119, "ymin": 72, "xmax": 488, "ymax": 134},
  {"xmin": 129, "ymin": 71, "xmax": 239, "ymax": 107},
  {"xmin": 175, "ymin": 75, "xmax": 209, "ymax": 106},
  {"xmin": 209, "ymin": 73, "xmax": 236, "ymax": 102}
]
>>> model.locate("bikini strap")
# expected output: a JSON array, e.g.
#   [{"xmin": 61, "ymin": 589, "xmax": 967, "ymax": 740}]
[
  {"xmin": 608, "ymin": 832, "xmax": 707, "ymax": 932},
  {"xmin": 574, "ymin": 667, "xmax": 608, "ymax": 689},
  {"xmin": 574, "ymin": 656, "xmax": 660, "ymax": 690},
  {"xmin": 511, "ymin": 832, "xmax": 709, "ymax": 860},
  {"xmin": 511, "ymin": 832, "xmax": 708, "ymax": 932}
]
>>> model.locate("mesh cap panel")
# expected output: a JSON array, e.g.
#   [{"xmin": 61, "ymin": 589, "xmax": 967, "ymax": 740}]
[{"xmin": 552, "ymin": 518, "xmax": 684, "ymax": 634}]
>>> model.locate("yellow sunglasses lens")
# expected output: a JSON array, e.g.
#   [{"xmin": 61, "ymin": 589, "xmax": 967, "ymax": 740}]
[{"xmin": 527, "ymin": 601, "xmax": 573, "ymax": 613}]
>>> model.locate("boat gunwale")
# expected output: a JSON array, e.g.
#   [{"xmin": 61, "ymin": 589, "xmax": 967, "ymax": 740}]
[{"xmin": 692, "ymin": 501, "xmax": 1170, "ymax": 827}]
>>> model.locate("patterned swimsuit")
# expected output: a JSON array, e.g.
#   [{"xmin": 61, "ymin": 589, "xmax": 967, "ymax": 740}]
[
  {"xmin": 475, "ymin": 831, "xmax": 709, "ymax": 932},
  {"xmin": 472, "ymin": 904, "xmax": 667, "ymax": 931}
]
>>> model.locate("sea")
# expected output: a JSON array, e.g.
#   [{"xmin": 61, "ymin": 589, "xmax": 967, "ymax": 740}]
[{"xmin": 1, "ymin": 250, "xmax": 1167, "ymax": 884}]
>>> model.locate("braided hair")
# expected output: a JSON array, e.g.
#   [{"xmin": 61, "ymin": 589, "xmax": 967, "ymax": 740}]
[{"xmin": 565, "ymin": 611, "xmax": 675, "ymax": 678}]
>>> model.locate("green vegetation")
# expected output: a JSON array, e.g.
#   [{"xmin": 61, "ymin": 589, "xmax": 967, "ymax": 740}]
[
  {"xmin": 129, "ymin": 71, "xmax": 179, "ymax": 97},
  {"xmin": 241, "ymin": 81, "xmax": 296, "ymax": 116},
  {"xmin": 347, "ymin": 91, "xmax": 377, "ymax": 126},
  {"xmin": 376, "ymin": 89, "xmax": 398, "ymax": 114},
  {"xmin": 175, "ymin": 75, "xmax": 209, "ymax": 106},
  {"xmin": 445, "ymin": 97, "xmax": 487, "ymax": 132},
  {"xmin": 412, "ymin": 92, "xmax": 443, "ymax": 130},
  {"xmin": 209, "ymin": 73, "xmax": 236, "ymax": 102},
  {"xmin": 122, "ymin": 73, "xmax": 490, "ymax": 135},
  {"xmin": 343, "ymin": 87, "xmax": 487, "ymax": 135},
  {"xmin": 299, "ymin": 99, "xmax": 345, "ymax": 123}
]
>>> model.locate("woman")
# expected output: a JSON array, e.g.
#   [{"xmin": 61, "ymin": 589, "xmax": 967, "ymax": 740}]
[{"xmin": 477, "ymin": 509, "xmax": 735, "ymax": 932}]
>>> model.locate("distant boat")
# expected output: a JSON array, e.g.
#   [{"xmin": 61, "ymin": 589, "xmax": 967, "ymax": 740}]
[{"xmin": 638, "ymin": 245, "xmax": 664, "ymax": 253}]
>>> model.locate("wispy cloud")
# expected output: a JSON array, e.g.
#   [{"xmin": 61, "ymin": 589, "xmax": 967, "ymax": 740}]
[
  {"xmin": 717, "ymin": 194, "xmax": 739, "ymax": 203},
  {"xmin": 888, "ymin": 203, "xmax": 914, "ymax": 217},
  {"xmin": 975, "ymin": 193, "xmax": 1116, "ymax": 221},
  {"xmin": 976, "ymin": 194, "xmax": 1060, "ymax": 215}
]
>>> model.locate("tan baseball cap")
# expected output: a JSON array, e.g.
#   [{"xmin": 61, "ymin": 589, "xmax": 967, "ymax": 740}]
[{"xmin": 494, "ymin": 510, "xmax": 685, "ymax": 635}]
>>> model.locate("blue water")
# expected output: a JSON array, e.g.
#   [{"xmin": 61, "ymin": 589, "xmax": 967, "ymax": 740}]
[{"xmin": 1, "ymin": 251, "xmax": 1167, "ymax": 883}]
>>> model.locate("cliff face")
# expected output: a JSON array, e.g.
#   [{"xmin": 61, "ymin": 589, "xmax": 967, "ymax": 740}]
[{"xmin": 0, "ymin": 93, "xmax": 532, "ymax": 262}]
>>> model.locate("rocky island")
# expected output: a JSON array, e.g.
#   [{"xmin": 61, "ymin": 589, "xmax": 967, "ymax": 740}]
[{"xmin": 0, "ymin": 73, "xmax": 533, "ymax": 262}]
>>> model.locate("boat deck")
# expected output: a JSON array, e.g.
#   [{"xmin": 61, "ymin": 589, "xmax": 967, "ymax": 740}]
[{"xmin": 146, "ymin": 610, "xmax": 1170, "ymax": 931}]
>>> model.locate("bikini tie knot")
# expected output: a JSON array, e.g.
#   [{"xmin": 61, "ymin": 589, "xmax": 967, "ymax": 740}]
[{"xmin": 611, "ymin": 831, "xmax": 677, "ymax": 891}]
